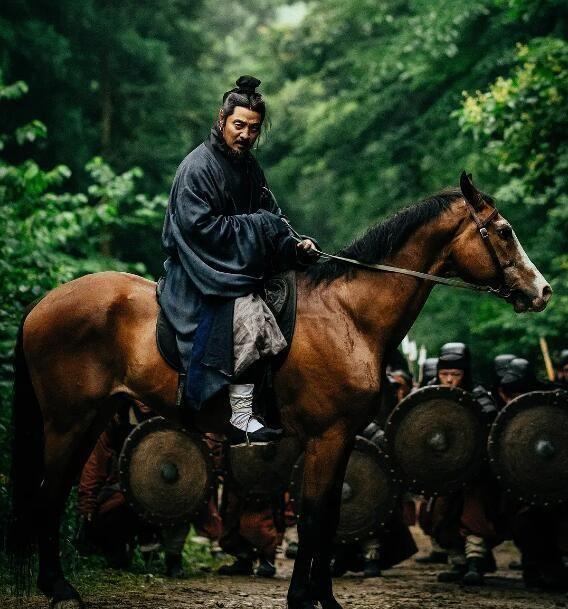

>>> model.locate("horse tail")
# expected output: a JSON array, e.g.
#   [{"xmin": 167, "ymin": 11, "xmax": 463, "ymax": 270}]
[{"xmin": 5, "ymin": 301, "xmax": 45, "ymax": 595}]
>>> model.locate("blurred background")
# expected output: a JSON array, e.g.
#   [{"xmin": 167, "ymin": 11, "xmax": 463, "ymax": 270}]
[{"xmin": 0, "ymin": 0, "xmax": 566, "ymax": 535}]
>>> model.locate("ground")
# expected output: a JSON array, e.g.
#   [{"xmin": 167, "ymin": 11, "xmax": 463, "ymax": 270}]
[{"xmin": 3, "ymin": 528, "xmax": 567, "ymax": 609}]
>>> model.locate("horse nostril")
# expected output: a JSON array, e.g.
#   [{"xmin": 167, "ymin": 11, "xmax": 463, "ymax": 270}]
[{"xmin": 542, "ymin": 285, "xmax": 552, "ymax": 302}]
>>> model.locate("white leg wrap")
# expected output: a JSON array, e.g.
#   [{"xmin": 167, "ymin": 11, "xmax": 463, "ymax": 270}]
[
  {"xmin": 465, "ymin": 535, "xmax": 487, "ymax": 559},
  {"xmin": 229, "ymin": 384, "xmax": 262, "ymax": 432}
]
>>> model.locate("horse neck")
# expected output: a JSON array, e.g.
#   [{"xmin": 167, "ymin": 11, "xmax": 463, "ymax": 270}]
[{"xmin": 340, "ymin": 214, "xmax": 456, "ymax": 353}]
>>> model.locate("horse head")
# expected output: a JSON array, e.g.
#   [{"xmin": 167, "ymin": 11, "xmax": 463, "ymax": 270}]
[{"xmin": 449, "ymin": 172, "xmax": 551, "ymax": 313}]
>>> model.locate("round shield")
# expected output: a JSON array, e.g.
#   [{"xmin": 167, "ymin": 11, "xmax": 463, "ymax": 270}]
[
  {"xmin": 488, "ymin": 390, "xmax": 568, "ymax": 506},
  {"xmin": 384, "ymin": 386, "xmax": 486, "ymax": 494},
  {"xmin": 290, "ymin": 437, "xmax": 399, "ymax": 544},
  {"xmin": 119, "ymin": 417, "xmax": 213, "ymax": 526},
  {"xmin": 229, "ymin": 435, "xmax": 302, "ymax": 497}
]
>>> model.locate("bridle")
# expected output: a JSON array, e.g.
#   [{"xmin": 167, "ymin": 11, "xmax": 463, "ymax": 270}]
[
  {"xmin": 284, "ymin": 195, "xmax": 512, "ymax": 298},
  {"xmin": 461, "ymin": 194, "xmax": 511, "ymax": 298}
]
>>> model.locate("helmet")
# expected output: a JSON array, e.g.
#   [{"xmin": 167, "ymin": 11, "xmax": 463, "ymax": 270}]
[
  {"xmin": 422, "ymin": 357, "xmax": 439, "ymax": 386},
  {"xmin": 499, "ymin": 358, "xmax": 537, "ymax": 393},
  {"xmin": 493, "ymin": 354, "xmax": 517, "ymax": 384},
  {"xmin": 437, "ymin": 342, "xmax": 470, "ymax": 372}
]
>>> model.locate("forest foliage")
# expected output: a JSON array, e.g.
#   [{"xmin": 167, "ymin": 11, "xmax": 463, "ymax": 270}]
[{"xmin": 0, "ymin": 0, "xmax": 566, "ymax": 493}]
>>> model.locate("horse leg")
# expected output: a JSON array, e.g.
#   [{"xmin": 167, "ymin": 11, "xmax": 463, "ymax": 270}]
[
  {"xmin": 37, "ymin": 403, "xmax": 117, "ymax": 608},
  {"xmin": 287, "ymin": 429, "xmax": 351, "ymax": 609},
  {"xmin": 35, "ymin": 426, "xmax": 85, "ymax": 606},
  {"xmin": 309, "ymin": 448, "xmax": 351, "ymax": 609}
]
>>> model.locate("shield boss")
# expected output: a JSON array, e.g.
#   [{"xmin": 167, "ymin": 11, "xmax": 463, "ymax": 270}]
[
  {"xmin": 119, "ymin": 417, "xmax": 212, "ymax": 525},
  {"xmin": 384, "ymin": 386, "xmax": 485, "ymax": 494},
  {"xmin": 229, "ymin": 436, "xmax": 302, "ymax": 496},
  {"xmin": 488, "ymin": 390, "xmax": 568, "ymax": 505},
  {"xmin": 290, "ymin": 437, "xmax": 398, "ymax": 543}
]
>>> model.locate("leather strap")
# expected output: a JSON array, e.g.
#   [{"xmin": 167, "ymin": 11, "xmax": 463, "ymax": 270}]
[{"xmin": 283, "ymin": 204, "xmax": 509, "ymax": 297}]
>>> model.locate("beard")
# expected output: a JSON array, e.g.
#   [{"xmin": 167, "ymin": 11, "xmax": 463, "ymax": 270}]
[{"xmin": 225, "ymin": 141, "xmax": 252, "ymax": 161}]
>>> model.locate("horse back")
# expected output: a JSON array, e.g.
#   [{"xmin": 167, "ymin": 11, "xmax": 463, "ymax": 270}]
[{"xmin": 22, "ymin": 271, "xmax": 178, "ymax": 413}]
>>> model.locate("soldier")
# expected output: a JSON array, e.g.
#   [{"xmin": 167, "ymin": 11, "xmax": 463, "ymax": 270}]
[
  {"xmin": 496, "ymin": 357, "xmax": 540, "ymax": 403},
  {"xmin": 495, "ymin": 358, "xmax": 568, "ymax": 590},
  {"xmin": 217, "ymin": 489, "xmax": 286, "ymax": 578},
  {"xmin": 490, "ymin": 353, "xmax": 517, "ymax": 409},
  {"xmin": 208, "ymin": 437, "xmax": 289, "ymax": 578},
  {"xmin": 78, "ymin": 402, "xmax": 192, "ymax": 577},
  {"xmin": 420, "ymin": 357, "xmax": 439, "ymax": 387},
  {"xmin": 431, "ymin": 343, "xmax": 495, "ymax": 419},
  {"xmin": 421, "ymin": 343, "xmax": 499, "ymax": 585}
]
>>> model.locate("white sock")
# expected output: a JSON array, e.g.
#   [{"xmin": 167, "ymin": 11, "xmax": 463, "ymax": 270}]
[{"xmin": 229, "ymin": 384, "xmax": 263, "ymax": 432}]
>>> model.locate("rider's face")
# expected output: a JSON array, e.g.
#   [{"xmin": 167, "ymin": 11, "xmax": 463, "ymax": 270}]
[
  {"xmin": 437, "ymin": 368, "xmax": 465, "ymax": 388},
  {"xmin": 220, "ymin": 106, "xmax": 262, "ymax": 154}
]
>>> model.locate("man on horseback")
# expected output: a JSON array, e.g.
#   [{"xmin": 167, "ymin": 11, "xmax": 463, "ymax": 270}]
[{"xmin": 158, "ymin": 75, "xmax": 317, "ymax": 444}]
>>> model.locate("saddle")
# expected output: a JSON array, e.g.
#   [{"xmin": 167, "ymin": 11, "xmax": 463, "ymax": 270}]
[{"xmin": 156, "ymin": 271, "xmax": 297, "ymax": 374}]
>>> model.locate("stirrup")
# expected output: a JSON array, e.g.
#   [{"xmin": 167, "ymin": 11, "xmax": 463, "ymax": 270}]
[{"xmin": 227, "ymin": 424, "xmax": 283, "ymax": 446}]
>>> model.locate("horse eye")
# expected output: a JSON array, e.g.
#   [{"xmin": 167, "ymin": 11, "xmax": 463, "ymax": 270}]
[{"xmin": 498, "ymin": 226, "xmax": 513, "ymax": 240}]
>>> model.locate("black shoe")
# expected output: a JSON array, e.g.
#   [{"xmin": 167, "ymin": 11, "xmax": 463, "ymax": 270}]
[
  {"xmin": 462, "ymin": 558, "xmax": 485, "ymax": 586},
  {"xmin": 437, "ymin": 564, "xmax": 466, "ymax": 583},
  {"xmin": 256, "ymin": 558, "xmax": 276, "ymax": 578},
  {"xmin": 285, "ymin": 541, "xmax": 298, "ymax": 559},
  {"xmin": 416, "ymin": 551, "xmax": 448, "ymax": 565},
  {"xmin": 165, "ymin": 553, "xmax": 185, "ymax": 578},
  {"xmin": 227, "ymin": 425, "xmax": 283, "ymax": 445},
  {"xmin": 218, "ymin": 557, "xmax": 254, "ymax": 576},
  {"xmin": 363, "ymin": 559, "xmax": 382, "ymax": 578}
]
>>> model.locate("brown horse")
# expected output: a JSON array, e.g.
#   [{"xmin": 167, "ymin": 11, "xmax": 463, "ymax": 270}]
[{"xmin": 8, "ymin": 173, "xmax": 550, "ymax": 609}]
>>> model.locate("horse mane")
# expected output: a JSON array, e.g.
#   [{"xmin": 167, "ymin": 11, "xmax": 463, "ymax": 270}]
[{"xmin": 305, "ymin": 187, "xmax": 492, "ymax": 285}]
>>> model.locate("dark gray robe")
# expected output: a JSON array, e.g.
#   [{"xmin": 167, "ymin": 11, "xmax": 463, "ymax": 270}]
[{"xmin": 158, "ymin": 126, "xmax": 302, "ymax": 409}]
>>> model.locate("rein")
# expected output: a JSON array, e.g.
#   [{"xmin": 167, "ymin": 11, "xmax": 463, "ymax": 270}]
[
  {"xmin": 283, "ymin": 198, "xmax": 511, "ymax": 298},
  {"xmin": 305, "ymin": 248, "xmax": 494, "ymax": 293}
]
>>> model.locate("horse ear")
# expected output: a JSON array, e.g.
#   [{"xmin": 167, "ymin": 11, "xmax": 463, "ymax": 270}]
[{"xmin": 460, "ymin": 170, "xmax": 483, "ymax": 209}]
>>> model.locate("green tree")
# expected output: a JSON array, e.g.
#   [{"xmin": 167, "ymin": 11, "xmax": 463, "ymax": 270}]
[
  {"xmin": 0, "ymin": 75, "xmax": 166, "ymax": 525},
  {"xmin": 456, "ymin": 37, "xmax": 568, "ymax": 361},
  {"xmin": 0, "ymin": 0, "xmax": 208, "ymax": 194}
]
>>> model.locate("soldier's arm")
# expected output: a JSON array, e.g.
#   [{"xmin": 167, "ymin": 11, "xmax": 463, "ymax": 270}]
[{"xmin": 77, "ymin": 431, "xmax": 114, "ymax": 519}]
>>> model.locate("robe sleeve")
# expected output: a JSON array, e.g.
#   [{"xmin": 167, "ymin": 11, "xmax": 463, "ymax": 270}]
[{"xmin": 166, "ymin": 155, "xmax": 298, "ymax": 297}]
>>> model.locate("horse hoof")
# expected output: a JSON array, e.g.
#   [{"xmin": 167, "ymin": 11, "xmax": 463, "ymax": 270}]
[
  {"xmin": 39, "ymin": 577, "xmax": 84, "ymax": 609},
  {"xmin": 287, "ymin": 596, "xmax": 317, "ymax": 609},
  {"xmin": 320, "ymin": 598, "xmax": 343, "ymax": 609},
  {"xmin": 50, "ymin": 600, "xmax": 84, "ymax": 609}
]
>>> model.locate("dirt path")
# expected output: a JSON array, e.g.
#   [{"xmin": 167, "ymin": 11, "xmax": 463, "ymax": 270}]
[{"xmin": 4, "ymin": 528, "xmax": 567, "ymax": 608}]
